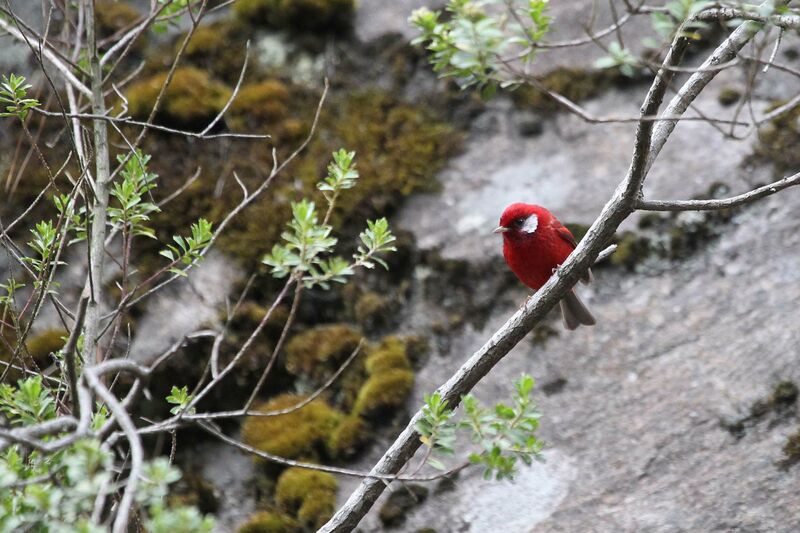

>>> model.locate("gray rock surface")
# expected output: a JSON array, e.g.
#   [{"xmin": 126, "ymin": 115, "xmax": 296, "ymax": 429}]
[
  {"xmin": 341, "ymin": 188, "xmax": 800, "ymax": 533},
  {"xmin": 339, "ymin": 3, "xmax": 800, "ymax": 532},
  {"xmin": 130, "ymin": 252, "xmax": 240, "ymax": 364}
]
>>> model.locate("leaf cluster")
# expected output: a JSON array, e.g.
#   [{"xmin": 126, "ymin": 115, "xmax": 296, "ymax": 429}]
[
  {"xmin": 0, "ymin": 377, "xmax": 214, "ymax": 531},
  {"xmin": 263, "ymin": 150, "xmax": 397, "ymax": 289},
  {"xmin": 109, "ymin": 151, "xmax": 160, "ymax": 240},
  {"xmin": 0, "ymin": 74, "xmax": 40, "ymax": 120},
  {"xmin": 409, "ymin": 0, "xmax": 552, "ymax": 94},
  {"xmin": 159, "ymin": 218, "xmax": 214, "ymax": 276},
  {"xmin": 415, "ymin": 374, "xmax": 544, "ymax": 480}
]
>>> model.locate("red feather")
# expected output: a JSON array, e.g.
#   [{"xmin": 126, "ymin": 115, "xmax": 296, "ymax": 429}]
[{"xmin": 497, "ymin": 203, "xmax": 595, "ymax": 329}]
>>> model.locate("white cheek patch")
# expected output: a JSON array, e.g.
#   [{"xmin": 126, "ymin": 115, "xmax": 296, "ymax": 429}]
[{"xmin": 521, "ymin": 214, "xmax": 539, "ymax": 234}]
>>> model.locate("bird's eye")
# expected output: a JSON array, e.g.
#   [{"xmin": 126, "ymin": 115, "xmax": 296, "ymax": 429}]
[{"xmin": 514, "ymin": 218, "xmax": 525, "ymax": 227}]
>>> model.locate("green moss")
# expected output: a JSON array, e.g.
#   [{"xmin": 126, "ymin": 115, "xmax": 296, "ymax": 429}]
[
  {"xmin": 773, "ymin": 380, "xmax": 799, "ymax": 406},
  {"xmin": 327, "ymin": 414, "xmax": 369, "ymax": 459},
  {"xmin": 0, "ymin": 328, "xmax": 69, "ymax": 381},
  {"xmin": 237, "ymin": 510, "xmax": 299, "ymax": 533},
  {"xmin": 354, "ymin": 291, "xmax": 393, "ymax": 333},
  {"xmin": 365, "ymin": 337, "xmax": 411, "ymax": 375},
  {"xmin": 725, "ymin": 380, "xmax": 799, "ymax": 439},
  {"xmin": 296, "ymin": 91, "xmax": 459, "ymax": 230},
  {"xmin": 378, "ymin": 484, "xmax": 429, "ymax": 528},
  {"xmin": 125, "ymin": 67, "xmax": 232, "ymax": 128},
  {"xmin": 181, "ymin": 21, "xmax": 248, "ymax": 84},
  {"xmin": 610, "ymin": 231, "xmax": 652, "ymax": 270},
  {"xmin": 750, "ymin": 380, "xmax": 798, "ymax": 418},
  {"xmin": 512, "ymin": 67, "xmax": 626, "ymax": 113},
  {"xmin": 96, "ymin": 1, "xmax": 142, "ymax": 50},
  {"xmin": 227, "ymin": 80, "xmax": 307, "ymax": 144},
  {"xmin": 142, "ymin": 89, "xmax": 455, "ymax": 272},
  {"xmin": 233, "ymin": 0, "xmax": 354, "ymax": 34},
  {"xmin": 353, "ymin": 368, "xmax": 414, "ymax": 419},
  {"xmin": 782, "ymin": 428, "xmax": 800, "ymax": 468},
  {"xmin": 717, "ymin": 87, "xmax": 741, "ymax": 107},
  {"xmin": 168, "ymin": 472, "xmax": 219, "ymax": 514},
  {"xmin": 25, "ymin": 329, "xmax": 67, "ymax": 360},
  {"xmin": 242, "ymin": 394, "xmax": 343, "ymax": 460},
  {"xmin": 753, "ymin": 100, "xmax": 800, "ymax": 174},
  {"xmin": 284, "ymin": 324, "xmax": 362, "ymax": 382},
  {"xmin": 275, "ymin": 467, "xmax": 337, "ymax": 530},
  {"xmin": 402, "ymin": 335, "xmax": 430, "ymax": 367}
]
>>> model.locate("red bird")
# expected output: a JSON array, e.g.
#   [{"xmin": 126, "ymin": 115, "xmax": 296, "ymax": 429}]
[{"xmin": 494, "ymin": 203, "xmax": 595, "ymax": 330}]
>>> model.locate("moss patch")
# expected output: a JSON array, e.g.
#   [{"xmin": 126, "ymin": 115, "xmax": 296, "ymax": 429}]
[
  {"xmin": 237, "ymin": 510, "xmax": 298, "ymax": 533},
  {"xmin": 327, "ymin": 414, "xmax": 369, "ymax": 459},
  {"xmin": 717, "ymin": 87, "xmax": 741, "ymax": 107},
  {"xmin": 96, "ymin": 0, "xmax": 143, "ymax": 52},
  {"xmin": 378, "ymin": 484, "xmax": 429, "ymax": 528},
  {"xmin": 284, "ymin": 323, "xmax": 362, "ymax": 383},
  {"xmin": 0, "ymin": 328, "xmax": 57, "ymax": 381},
  {"xmin": 233, "ymin": 0, "xmax": 354, "ymax": 34},
  {"xmin": 752, "ymin": 100, "xmax": 800, "ymax": 174},
  {"xmin": 126, "ymin": 67, "xmax": 232, "ymax": 129},
  {"xmin": 512, "ymin": 67, "xmax": 627, "ymax": 114},
  {"xmin": 227, "ymin": 80, "xmax": 306, "ymax": 144},
  {"xmin": 608, "ymin": 183, "xmax": 738, "ymax": 271},
  {"xmin": 781, "ymin": 428, "xmax": 800, "ymax": 468},
  {"xmin": 365, "ymin": 337, "xmax": 411, "ymax": 375},
  {"xmin": 181, "ymin": 21, "xmax": 249, "ymax": 84},
  {"xmin": 25, "ymin": 329, "xmax": 67, "ymax": 360},
  {"xmin": 275, "ymin": 467, "xmax": 337, "ymax": 529},
  {"xmin": 354, "ymin": 291, "xmax": 395, "ymax": 333},
  {"xmin": 242, "ymin": 394, "xmax": 343, "ymax": 460},
  {"xmin": 168, "ymin": 472, "xmax": 219, "ymax": 514},
  {"xmin": 135, "ymin": 88, "xmax": 455, "ymax": 273},
  {"xmin": 296, "ymin": 90, "xmax": 459, "ymax": 230},
  {"xmin": 354, "ymin": 367, "xmax": 414, "ymax": 419},
  {"xmin": 722, "ymin": 380, "xmax": 799, "ymax": 439}
]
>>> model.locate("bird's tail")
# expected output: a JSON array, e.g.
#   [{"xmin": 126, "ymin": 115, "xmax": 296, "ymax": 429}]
[{"xmin": 559, "ymin": 289, "xmax": 596, "ymax": 330}]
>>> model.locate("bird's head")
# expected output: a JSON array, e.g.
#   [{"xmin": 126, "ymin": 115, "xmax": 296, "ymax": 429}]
[{"xmin": 493, "ymin": 203, "xmax": 543, "ymax": 239}]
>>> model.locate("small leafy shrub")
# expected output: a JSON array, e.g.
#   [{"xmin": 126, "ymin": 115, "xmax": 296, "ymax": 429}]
[
  {"xmin": 0, "ymin": 377, "xmax": 214, "ymax": 531},
  {"xmin": 416, "ymin": 375, "xmax": 544, "ymax": 480}
]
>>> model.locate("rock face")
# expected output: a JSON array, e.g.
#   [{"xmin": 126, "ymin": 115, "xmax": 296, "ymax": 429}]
[
  {"xmin": 130, "ymin": 252, "xmax": 240, "ymax": 364},
  {"xmin": 340, "ymin": 3, "xmax": 800, "ymax": 533},
  {"xmin": 344, "ymin": 162, "xmax": 800, "ymax": 533}
]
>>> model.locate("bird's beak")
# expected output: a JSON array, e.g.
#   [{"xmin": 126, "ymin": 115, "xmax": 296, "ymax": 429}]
[{"xmin": 493, "ymin": 226, "xmax": 509, "ymax": 234}]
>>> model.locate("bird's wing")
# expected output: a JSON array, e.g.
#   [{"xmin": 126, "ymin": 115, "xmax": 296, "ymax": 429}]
[
  {"xmin": 553, "ymin": 223, "xmax": 577, "ymax": 249},
  {"xmin": 552, "ymin": 220, "xmax": 592, "ymax": 284}
]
